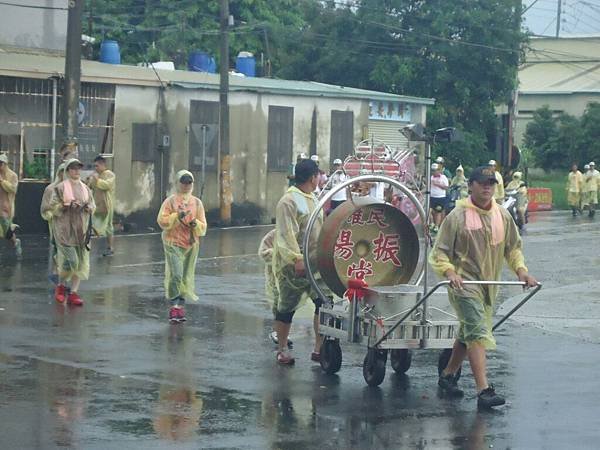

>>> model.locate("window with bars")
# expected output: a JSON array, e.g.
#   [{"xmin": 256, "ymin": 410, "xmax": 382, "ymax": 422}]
[
  {"xmin": 267, "ymin": 105, "xmax": 294, "ymax": 171},
  {"xmin": 330, "ymin": 110, "xmax": 354, "ymax": 164}
]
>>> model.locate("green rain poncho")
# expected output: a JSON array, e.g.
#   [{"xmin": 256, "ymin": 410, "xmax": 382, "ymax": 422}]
[
  {"xmin": 88, "ymin": 168, "xmax": 116, "ymax": 236},
  {"xmin": 157, "ymin": 170, "xmax": 207, "ymax": 302},
  {"xmin": 450, "ymin": 167, "xmax": 469, "ymax": 199},
  {"xmin": 48, "ymin": 161, "xmax": 96, "ymax": 281},
  {"xmin": 429, "ymin": 198, "xmax": 527, "ymax": 349},
  {"xmin": 271, "ymin": 186, "xmax": 323, "ymax": 314}
]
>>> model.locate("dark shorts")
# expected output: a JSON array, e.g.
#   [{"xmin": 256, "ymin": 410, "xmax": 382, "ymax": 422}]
[
  {"xmin": 330, "ymin": 200, "xmax": 345, "ymax": 210},
  {"xmin": 431, "ymin": 196, "xmax": 448, "ymax": 211}
]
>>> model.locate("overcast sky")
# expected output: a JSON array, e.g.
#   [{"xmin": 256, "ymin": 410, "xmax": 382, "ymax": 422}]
[{"xmin": 522, "ymin": 0, "xmax": 600, "ymax": 36}]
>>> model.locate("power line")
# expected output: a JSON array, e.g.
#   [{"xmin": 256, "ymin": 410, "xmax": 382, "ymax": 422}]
[{"xmin": 0, "ymin": 1, "xmax": 67, "ymax": 10}]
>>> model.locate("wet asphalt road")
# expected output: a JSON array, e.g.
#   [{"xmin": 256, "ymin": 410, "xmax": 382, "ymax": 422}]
[{"xmin": 1, "ymin": 214, "xmax": 600, "ymax": 449}]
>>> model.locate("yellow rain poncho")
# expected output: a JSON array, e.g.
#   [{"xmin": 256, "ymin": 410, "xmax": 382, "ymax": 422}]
[
  {"xmin": 49, "ymin": 163, "xmax": 96, "ymax": 281},
  {"xmin": 429, "ymin": 198, "xmax": 527, "ymax": 349},
  {"xmin": 450, "ymin": 167, "xmax": 469, "ymax": 199},
  {"xmin": 583, "ymin": 171, "xmax": 598, "ymax": 207},
  {"xmin": 157, "ymin": 170, "xmax": 207, "ymax": 302},
  {"xmin": 492, "ymin": 171, "xmax": 505, "ymax": 203},
  {"xmin": 271, "ymin": 186, "xmax": 323, "ymax": 314},
  {"xmin": 567, "ymin": 170, "xmax": 583, "ymax": 208},
  {"xmin": 40, "ymin": 164, "xmax": 66, "ymax": 257},
  {"xmin": 0, "ymin": 165, "xmax": 18, "ymax": 239},
  {"xmin": 258, "ymin": 229, "xmax": 276, "ymax": 310},
  {"xmin": 88, "ymin": 168, "xmax": 116, "ymax": 237},
  {"xmin": 506, "ymin": 172, "xmax": 528, "ymax": 212}
]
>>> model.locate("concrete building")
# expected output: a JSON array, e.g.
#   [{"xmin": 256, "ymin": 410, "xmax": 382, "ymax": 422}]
[
  {"xmin": 515, "ymin": 36, "xmax": 600, "ymax": 145},
  {"xmin": 0, "ymin": 47, "xmax": 433, "ymax": 230}
]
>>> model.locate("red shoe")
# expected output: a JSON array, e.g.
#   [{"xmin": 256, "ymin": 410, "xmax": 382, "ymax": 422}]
[
  {"xmin": 311, "ymin": 352, "xmax": 321, "ymax": 362},
  {"xmin": 169, "ymin": 307, "xmax": 186, "ymax": 323},
  {"xmin": 67, "ymin": 291, "xmax": 83, "ymax": 306},
  {"xmin": 54, "ymin": 284, "xmax": 67, "ymax": 303}
]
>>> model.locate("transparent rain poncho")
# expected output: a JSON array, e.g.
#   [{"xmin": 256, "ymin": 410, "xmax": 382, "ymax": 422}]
[
  {"xmin": 48, "ymin": 171, "xmax": 96, "ymax": 281},
  {"xmin": 40, "ymin": 164, "xmax": 65, "ymax": 260},
  {"xmin": 493, "ymin": 171, "xmax": 505, "ymax": 202},
  {"xmin": 0, "ymin": 166, "xmax": 18, "ymax": 238},
  {"xmin": 429, "ymin": 198, "xmax": 527, "ymax": 349},
  {"xmin": 506, "ymin": 173, "xmax": 528, "ymax": 211},
  {"xmin": 450, "ymin": 172, "xmax": 469, "ymax": 199},
  {"xmin": 567, "ymin": 170, "xmax": 583, "ymax": 208},
  {"xmin": 258, "ymin": 229, "xmax": 276, "ymax": 311},
  {"xmin": 88, "ymin": 169, "xmax": 116, "ymax": 236},
  {"xmin": 271, "ymin": 186, "xmax": 323, "ymax": 314},
  {"xmin": 157, "ymin": 171, "xmax": 207, "ymax": 302}
]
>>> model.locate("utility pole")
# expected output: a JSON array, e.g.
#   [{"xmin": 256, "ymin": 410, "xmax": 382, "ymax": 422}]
[
  {"xmin": 219, "ymin": 0, "xmax": 232, "ymax": 225},
  {"xmin": 556, "ymin": 0, "xmax": 562, "ymax": 38},
  {"xmin": 63, "ymin": 0, "xmax": 83, "ymax": 158}
]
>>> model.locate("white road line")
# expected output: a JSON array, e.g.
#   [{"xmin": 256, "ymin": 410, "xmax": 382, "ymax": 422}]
[{"xmin": 112, "ymin": 253, "xmax": 259, "ymax": 269}]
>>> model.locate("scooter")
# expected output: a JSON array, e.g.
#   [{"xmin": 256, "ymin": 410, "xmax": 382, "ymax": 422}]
[
  {"xmin": 503, "ymin": 189, "xmax": 528, "ymax": 232},
  {"xmin": 445, "ymin": 185, "xmax": 462, "ymax": 214}
]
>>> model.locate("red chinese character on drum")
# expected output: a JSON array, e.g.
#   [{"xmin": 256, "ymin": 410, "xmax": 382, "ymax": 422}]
[
  {"xmin": 334, "ymin": 229, "xmax": 354, "ymax": 260},
  {"xmin": 347, "ymin": 258, "xmax": 374, "ymax": 279},
  {"xmin": 366, "ymin": 207, "xmax": 388, "ymax": 228},
  {"xmin": 372, "ymin": 231, "xmax": 402, "ymax": 267},
  {"xmin": 347, "ymin": 210, "xmax": 365, "ymax": 225}
]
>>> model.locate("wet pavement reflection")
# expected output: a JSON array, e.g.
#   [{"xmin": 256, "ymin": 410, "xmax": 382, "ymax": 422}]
[{"xmin": 1, "ymin": 215, "xmax": 600, "ymax": 449}]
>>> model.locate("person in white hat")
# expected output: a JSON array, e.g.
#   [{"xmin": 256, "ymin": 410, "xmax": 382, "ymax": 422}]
[
  {"xmin": 326, "ymin": 158, "xmax": 348, "ymax": 211},
  {"xmin": 0, "ymin": 153, "xmax": 21, "ymax": 258},
  {"xmin": 436, "ymin": 156, "xmax": 452, "ymax": 178},
  {"xmin": 488, "ymin": 160, "xmax": 505, "ymax": 204},
  {"xmin": 590, "ymin": 162, "xmax": 599, "ymax": 217},
  {"xmin": 430, "ymin": 162, "xmax": 449, "ymax": 232}
]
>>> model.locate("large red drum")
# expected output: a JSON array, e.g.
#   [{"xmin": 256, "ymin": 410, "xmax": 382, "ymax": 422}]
[{"xmin": 316, "ymin": 198, "xmax": 420, "ymax": 297}]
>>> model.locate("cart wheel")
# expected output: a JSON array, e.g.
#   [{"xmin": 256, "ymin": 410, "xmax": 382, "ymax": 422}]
[
  {"xmin": 320, "ymin": 339, "xmax": 342, "ymax": 374},
  {"xmin": 390, "ymin": 349, "xmax": 412, "ymax": 374},
  {"xmin": 363, "ymin": 348, "xmax": 387, "ymax": 386},
  {"xmin": 437, "ymin": 348, "xmax": 461, "ymax": 381}
]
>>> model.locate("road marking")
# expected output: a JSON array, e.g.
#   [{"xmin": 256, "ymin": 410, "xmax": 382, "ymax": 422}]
[{"xmin": 112, "ymin": 253, "xmax": 259, "ymax": 268}]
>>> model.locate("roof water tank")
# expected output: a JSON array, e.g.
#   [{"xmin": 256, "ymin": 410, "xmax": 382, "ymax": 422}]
[
  {"xmin": 99, "ymin": 40, "xmax": 121, "ymax": 64},
  {"xmin": 235, "ymin": 51, "xmax": 256, "ymax": 77},
  {"xmin": 188, "ymin": 51, "xmax": 216, "ymax": 73}
]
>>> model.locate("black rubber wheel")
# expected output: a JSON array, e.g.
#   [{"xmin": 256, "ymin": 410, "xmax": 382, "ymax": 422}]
[
  {"xmin": 437, "ymin": 348, "xmax": 462, "ymax": 382},
  {"xmin": 363, "ymin": 348, "xmax": 387, "ymax": 386},
  {"xmin": 390, "ymin": 349, "xmax": 412, "ymax": 374},
  {"xmin": 320, "ymin": 339, "xmax": 342, "ymax": 374}
]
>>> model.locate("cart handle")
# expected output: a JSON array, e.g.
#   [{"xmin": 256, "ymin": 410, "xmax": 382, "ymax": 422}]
[{"xmin": 371, "ymin": 280, "xmax": 542, "ymax": 348}]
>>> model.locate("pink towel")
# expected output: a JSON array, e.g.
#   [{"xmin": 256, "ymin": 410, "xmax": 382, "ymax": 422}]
[
  {"xmin": 465, "ymin": 197, "xmax": 504, "ymax": 245},
  {"xmin": 62, "ymin": 179, "xmax": 89, "ymax": 206}
]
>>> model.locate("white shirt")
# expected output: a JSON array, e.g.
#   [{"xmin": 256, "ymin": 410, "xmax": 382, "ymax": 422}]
[
  {"xmin": 369, "ymin": 182, "xmax": 386, "ymax": 200},
  {"xmin": 329, "ymin": 171, "xmax": 347, "ymax": 201},
  {"xmin": 431, "ymin": 174, "xmax": 449, "ymax": 198}
]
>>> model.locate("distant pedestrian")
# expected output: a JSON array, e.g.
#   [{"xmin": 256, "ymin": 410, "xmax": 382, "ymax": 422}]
[
  {"xmin": 588, "ymin": 162, "xmax": 599, "ymax": 217},
  {"xmin": 435, "ymin": 156, "xmax": 453, "ymax": 179},
  {"xmin": 326, "ymin": 158, "xmax": 348, "ymax": 211},
  {"xmin": 430, "ymin": 163, "xmax": 449, "ymax": 233},
  {"xmin": 157, "ymin": 170, "xmax": 207, "ymax": 324},
  {"xmin": 450, "ymin": 165, "xmax": 469, "ymax": 199},
  {"xmin": 310, "ymin": 155, "xmax": 328, "ymax": 195},
  {"xmin": 566, "ymin": 163, "xmax": 583, "ymax": 216},
  {"xmin": 49, "ymin": 159, "xmax": 95, "ymax": 306},
  {"xmin": 0, "ymin": 153, "xmax": 21, "ymax": 258},
  {"xmin": 488, "ymin": 160, "xmax": 505, "ymax": 204},
  {"xmin": 86, "ymin": 155, "xmax": 116, "ymax": 256}
]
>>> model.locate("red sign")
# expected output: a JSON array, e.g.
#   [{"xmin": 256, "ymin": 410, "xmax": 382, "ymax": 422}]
[{"xmin": 528, "ymin": 188, "xmax": 552, "ymax": 212}]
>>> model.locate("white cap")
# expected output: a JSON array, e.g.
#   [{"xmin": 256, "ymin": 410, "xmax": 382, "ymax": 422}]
[
  {"xmin": 299, "ymin": 153, "xmax": 308, "ymax": 159},
  {"xmin": 513, "ymin": 171, "xmax": 523, "ymax": 178},
  {"xmin": 435, "ymin": 156, "xmax": 444, "ymax": 163},
  {"xmin": 333, "ymin": 158, "xmax": 342, "ymax": 165},
  {"xmin": 488, "ymin": 159, "xmax": 497, "ymax": 166},
  {"xmin": 310, "ymin": 155, "xmax": 319, "ymax": 162},
  {"xmin": 0, "ymin": 153, "xmax": 7, "ymax": 164},
  {"xmin": 431, "ymin": 163, "xmax": 439, "ymax": 170},
  {"xmin": 590, "ymin": 161, "xmax": 596, "ymax": 166},
  {"xmin": 584, "ymin": 164, "xmax": 590, "ymax": 169},
  {"xmin": 456, "ymin": 164, "xmax": 464, "ymax": 172}
]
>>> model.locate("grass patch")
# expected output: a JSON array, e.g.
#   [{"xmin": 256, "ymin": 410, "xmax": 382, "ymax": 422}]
[{"xmin": 528, "ymin": 171, "xmax": 567, "ymax": 210}]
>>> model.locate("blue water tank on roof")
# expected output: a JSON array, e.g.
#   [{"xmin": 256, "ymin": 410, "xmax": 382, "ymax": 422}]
[
  {"xmin": 99, "ymin": 40, "xmax": 121, "ymax": 64},
  {"xmin": 188, "ymin": 51, "xmax": 216, "ymax": 73},
  {"xmin": 235, "ymin": 51, "xmax": 256, "ymax": 77}
]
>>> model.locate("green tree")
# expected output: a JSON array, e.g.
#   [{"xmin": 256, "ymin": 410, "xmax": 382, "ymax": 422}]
[
  {"xmin": 523, "ymin": 106, "xmax": 559, "ymax": 170},
  {"xmin": 579, "ymin": 102, "xmax": 600, "ymax": 164}
]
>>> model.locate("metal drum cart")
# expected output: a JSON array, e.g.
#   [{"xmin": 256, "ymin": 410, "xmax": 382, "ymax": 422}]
[{"xmin": 303, "ymin": 138, "xmax": 541, "ymax": 386}]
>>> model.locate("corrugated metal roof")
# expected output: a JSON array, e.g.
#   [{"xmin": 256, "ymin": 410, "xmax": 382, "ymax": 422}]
[{"xmin": 0, "ymin": 47, "xmax": 434, "ymax": 104}]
